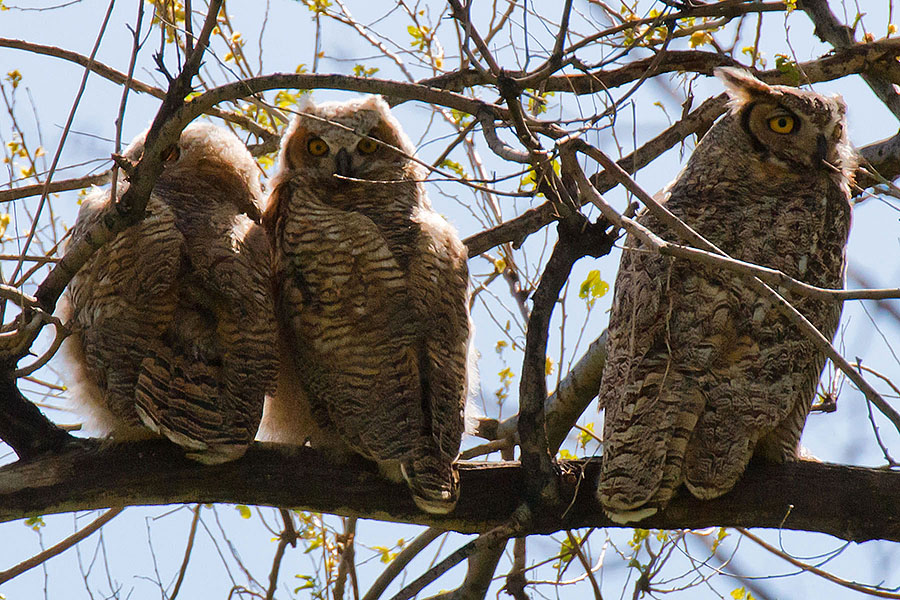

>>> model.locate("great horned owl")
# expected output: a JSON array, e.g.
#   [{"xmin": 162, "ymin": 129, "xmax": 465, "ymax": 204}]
[
  {"xmin": 260, "ymin": 95, "xmax": 471, "ymax": 514},
  {"xmin": 597, "ymin": 68, "xmax": 854, "ymax": 522},
  {"xmin": 60, "ymin": 123, "xmax": 278, "ymax": 464}
]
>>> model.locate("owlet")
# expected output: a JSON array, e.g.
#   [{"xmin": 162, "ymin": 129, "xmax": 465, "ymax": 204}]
[
  {"xmin": 60, "ymin": 123, "xmax": 278, "ymax": 464},
  {"xmin": 261, "ymin": 95, "xmax": 471, "ymax": 514},
  {"xmin": 597, "ymin": 68, "xmax": 854, "ymax": 522}
]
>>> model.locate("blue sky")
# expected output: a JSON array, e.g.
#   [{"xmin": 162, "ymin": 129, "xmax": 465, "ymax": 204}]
[{"xmin": 1, "ymin": 1, "xmax": 900, "ymax": 598}]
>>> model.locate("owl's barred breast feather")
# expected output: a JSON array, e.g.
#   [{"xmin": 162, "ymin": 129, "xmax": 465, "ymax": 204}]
[
  {"xmin": 261, "ymin": 95, "xmax": 471, "ymax": 514},
  {"xmin": 60, "ymin": 123, "xmax": 278, "ymax": 464},
  {"xmin": 597, "ymin": 68, "xmax": 853, "ymax": 521}
]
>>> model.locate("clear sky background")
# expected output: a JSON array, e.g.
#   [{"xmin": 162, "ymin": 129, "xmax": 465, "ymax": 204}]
[{"xmin": 1, "ymin": 1, "xmax": 900, "ymax": 598}]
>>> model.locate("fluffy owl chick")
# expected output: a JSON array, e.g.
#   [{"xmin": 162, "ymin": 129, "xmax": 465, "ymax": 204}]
[
  {"xmin": 60, "ymin": 123, "xmax": 278, "ymax": 464},
  {"xmin": 261, "ymin": 95, "xmax": 470, "ymax": 514},
  {"xmin": 597, "ymin": 68, "xmax": 854, "ymax": 522}
]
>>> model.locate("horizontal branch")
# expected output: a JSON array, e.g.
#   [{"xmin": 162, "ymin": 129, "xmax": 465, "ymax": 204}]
[
  {"xmin": 0, "ymin": 172, "xmax": 109, "ymax": 203},
  {"xmin": 0, "ymin": 37, "xmax": 275, "ymax": 140},
  {"xmin": 0, "ymin": 439, "xmax": 898, "ymax": 543},
  {"xmin": 422, "ymin": 37, "xmax": 900, "ymax": 95},
  {"xmin": 462, "ymin": 40, "xmax": 900, "ymax": 256}
]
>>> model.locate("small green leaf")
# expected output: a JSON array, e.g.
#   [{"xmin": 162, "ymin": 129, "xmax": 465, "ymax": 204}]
[
  {"xmin": 774, "ymin": 53, "xmax": 801, "ymax": 86},
  {"xmin": 6, "ymin": 69, "xmax": 22, "ymax": 89},
  {"xmin": 711, "ymin": 527, "xmax": 729, "ymax": 552},
  {"xmin": 352, "ymin": 63, "xmax": 379, "ymax": 78},
  {"xmin": 24, "ymin": 516, "xmax": 45, "ymax": 531},
  {"xmin": 579, "ymin": 270, "xmax": 609, "ymax": 307},
  {"xmin": 439, "ymin": 159, "xmax": 468, "ymax": 179},
  {"xmin": 294, "ymin": 574, "xmax": 317, "ymax": 592}
]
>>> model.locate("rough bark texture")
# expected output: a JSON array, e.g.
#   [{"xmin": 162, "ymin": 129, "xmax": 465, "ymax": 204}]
[{"xmin": 1, "ymin": 439, "xmax": 898, "ymax": 543}]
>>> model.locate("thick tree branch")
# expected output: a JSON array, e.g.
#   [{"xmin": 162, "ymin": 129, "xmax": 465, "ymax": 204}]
[
  {"xmin": 800, "ymin": 0, "xmax": 900, "ymax": 119},
  {"xmin": 477, "ymin": 329, "xmax": 608, "ymax": 450},
  {"xmin": 462, "ymin": 41, "xmax": 900, "ymax": 257},
  {"xmin": 33, "ymin": 0, "xmax": 222, "ymax": 314},
  {"xmin": 517, "ymin": 218, "xmax": 615, "ymax": 508},
  {"xmin": 1, "ymin": 440, "xmax": 899, "ymax": 543},
  {"xmin": 423, "ymin": 39, "xmax": 900, "ymax": 96},
  {"xmin": 0, "ymin": 369, "xmax": 73, "ymax": 459}
]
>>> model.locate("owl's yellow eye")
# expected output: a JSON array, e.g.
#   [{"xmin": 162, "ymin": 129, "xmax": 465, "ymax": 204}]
[
  {"xmin": 768, "ymin": 115, "xmax": 795, "ymax": 134},
  {"xmin": 307, "ymin": 137, "xmax": 329, "ymax": 156},
  {"xmin": 357, "ymin": 137, "xmax": 378, "ymax": 154}
]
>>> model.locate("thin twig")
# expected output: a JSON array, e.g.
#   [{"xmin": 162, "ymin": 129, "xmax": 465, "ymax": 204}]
[
  {"xmin": 362, "ymin": 528, "xmax": 443, "ymax": 600},
  {"xmin": 266, "ymin": 509, "xmax": 298, "ymax": 600},
  {"xmin": 169, "ymin": 504, "xmax": 202, "ymax": 600},
  {"xmin": 737, "ymin": 528, "xmax": 900, "ymax": 599},
  {"xmin": 567, "ymin": 141, "xmax": 900, "ymax": 440},
  {"xmin": 0, "ymin": 507, "xmax": 123, "ymax": 584}
]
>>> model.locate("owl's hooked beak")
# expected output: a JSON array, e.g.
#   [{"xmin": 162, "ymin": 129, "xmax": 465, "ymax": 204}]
[{"xmin": 335, "ymin": 148, "xmax": 353, "ymax": 178}]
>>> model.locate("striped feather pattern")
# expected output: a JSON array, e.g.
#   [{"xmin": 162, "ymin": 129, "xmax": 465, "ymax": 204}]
[
  {"xmin": 597, "ymin": 74, "xmax": 853, "ymax": 521},
  {"xmin": 61, "ymin": 124, "xmax": 277, "ymax": 464},
  {"xmin": 264, "ymin": 98, "xmax": 470, "ymax": 513}
]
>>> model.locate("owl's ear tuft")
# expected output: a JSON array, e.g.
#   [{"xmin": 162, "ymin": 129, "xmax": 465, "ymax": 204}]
[{"xmin": 714, "ymin": 67, "xmax": 772, "ymax": 104}]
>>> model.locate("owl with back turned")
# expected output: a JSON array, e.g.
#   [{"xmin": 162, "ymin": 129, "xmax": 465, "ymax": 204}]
[
  {"xmin": 597, "ymin": 68, "xmax": 854, "ymax": 522},
  {"xmin": 260, "ymin": 95, "xmax": 471, "ymax": 514},
  {"xmin": 60, "ymin": 123, "xmax": 278, "ymax": 464}
]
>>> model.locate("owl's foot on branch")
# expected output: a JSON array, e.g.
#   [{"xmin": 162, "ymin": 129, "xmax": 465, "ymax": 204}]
[{"xmin": 400, "ymin": 457, "xmax": 460, "ymax": 515}]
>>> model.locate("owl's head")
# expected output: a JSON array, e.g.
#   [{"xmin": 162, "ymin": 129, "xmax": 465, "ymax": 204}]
[
  {"xmin": 715, "ymin": 67, "xmax": 854, "ymax": 181},
  {"xmin": 123, "ymin": 122, "xmax": 265, "ymax": 217},
  {"xmin": 274, "ymin": 95, "xmax": 418, "ymax": 186}
]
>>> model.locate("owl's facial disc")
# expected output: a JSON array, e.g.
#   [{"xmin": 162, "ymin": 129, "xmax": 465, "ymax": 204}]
[
  {"xmin": 744, "ymin": 101, "xmax": 837, "ymax": 171},
  {"xmin": 302, "ymin": 131, "xmax": 383, "ymax": 180}
]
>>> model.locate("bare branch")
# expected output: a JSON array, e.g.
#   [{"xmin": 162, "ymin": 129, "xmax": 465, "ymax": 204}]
[
  {"xmin": 0, "ymin": 507, "xmax": 123, "ymax": 584},
  {"xmin": 362, "ymin": 528, "xmax": 443, "ymax": 600},
  {"xmin": 1, "ymin": 441, "xmax": 900, "ymax": 543},
  {"xmin": 738, "ymin": 527, "xmax": 900, "ymax": 599},
  {"xmin": 169, "ymin": 504, "xmax": 201, "ymax": 600},
  {"xmin": 800, "ymin": 0, "xmax": 900, "ymax": 119},
  {"xmin": 568, "ymin": 142, "xmax": 900, "ymax": 440}
]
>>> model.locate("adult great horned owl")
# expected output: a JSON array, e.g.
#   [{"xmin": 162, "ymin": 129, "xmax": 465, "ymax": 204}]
[
  {"xmin": 60, "ymin": 123, "xmax": 278, "ymax": 464},
  {"xmin": 597, "ymin": 68, "xmax": 854, "ymax": 522},
  {"xmin": 261, "ymin": 95, "xmax": 470, "ymax": 514}
]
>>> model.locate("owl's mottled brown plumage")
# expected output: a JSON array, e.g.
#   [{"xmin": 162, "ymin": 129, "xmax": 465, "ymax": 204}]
[
  {"xmin": 260, "ymin": 95, "xmax": 470, "ymax": 514},
  {"xmin": 597, "ymin": 68, "xmax": 854, "ymax": 522},
  {"xmin": 60, "ymin": 123, "xmax": 278, "ymax": 464}
]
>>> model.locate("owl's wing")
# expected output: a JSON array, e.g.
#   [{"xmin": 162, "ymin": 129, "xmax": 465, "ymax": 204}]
[
  {"xmin": 598, "ymin": 239, "xmax": 708, "ymax": 519},
  {"xmin": 404, "ymin": 209, "xmax": 470, "ymax": 512},
  {"xmin": 64, "ymin": 194, "xmax": 182, "ymax": 435},
  {"xmin": 135, "ymin": 216, "xmax": 277, "ymax": 463},
  {"xmin": 274, "ymin": 188, "xmax": 422, "ymax": 463},
  {"xmin": 680, "ymin": 285, "xmax": 835, "ymax": 499},
  {"xmin": 601, "ymin": 241, "xmax": 823, "ymax": 516}
]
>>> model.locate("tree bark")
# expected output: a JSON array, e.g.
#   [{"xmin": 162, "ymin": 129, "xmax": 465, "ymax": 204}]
[{"xmin": 1, "ymin": 439, "xmax": 898, "ymax": 544}]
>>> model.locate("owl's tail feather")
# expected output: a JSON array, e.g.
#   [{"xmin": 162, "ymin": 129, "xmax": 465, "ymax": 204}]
[
  {"xmin": 400, "ymin": 455, "xmax": 459, "ymax": 515},
  {"xmin": 135, "ymin": 350, "xmax": 250, "ymax": 464}
]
